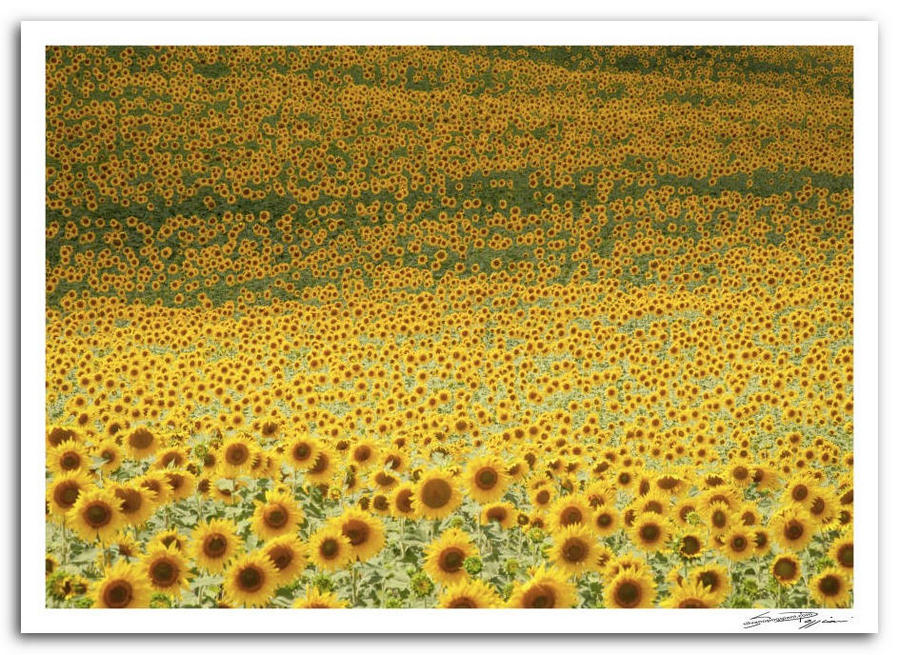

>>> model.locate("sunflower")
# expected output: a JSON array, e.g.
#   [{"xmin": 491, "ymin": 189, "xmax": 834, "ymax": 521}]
[
  {"xmin": 507, "ymin": 566, "xmax": 577, "ymax": 608},
  {"xmin": 413, "ymin": 470, "xmax": 462, "ymax": 520},
  {"xmin": 149, "ymin": 529, "xmax": 188, "ymax": 553},
  {"xmin": 591, "ymin": 505, "xmax": 621, "ymax": 537},
  {"xmin": 770, "ymin": 506, "xmax": 814, "ymax": 551},
  {"xmin": 112, "ymin": 535, "xmax": 141, "ymax": 561},
  {"xmin": 371, "ymin": 469, "xmax": 400, "ymax": 493},
  {"xmin": 751, "ymin": 465, "xmax": 781, "ymax": 491},
  {"xmin": 438, "ymin": 579, "xmax": 503, "ymax": 608},
  {"xmin": 809, "ymin": 567, "xmax": 852, "ymax": 608},
  {"xmin": 162, "ymin": 469, "xmax": 197, "ymax": 501},
  {"xmin": 282, "ymin": 435, "xmax": 321, "ymax": 471},
  {"xmin": 806, "ymin": 487, "xmax": 839, "ymax": 526},
  {"xmin": 330, "ymin": 508, "xmax": 385, "ymax": 562},
  {"xmin": 389, "ymin": 482, "xmax": 417, "ymax": 519},
  {"xmin": 689, "ymin": 563, "xmax": 731, "ymax": 605},
  {"xmin": 480, "ymin": 501, "xmax": 517, "ymax": 529},
  {"xmin": 603, "ymin": 553, "xmax": 651, "ymax": 582},
  {"xmin": 703, "ymin": 500, "xmax": 736, "ymax": 536},
  {"xmin": 250, "ymin": 489, "xmax": 302, "ymax": 541},
  {"xmin": 66, "ymin": 487, "xmax": 123, "ymax": 543},
  {"xmin": 223, "ymin": 551, "xmax": 279, "ymax": 608},
  {"xmin": 46, "ymin": 425, "xmax": 79, "ymax": 448},
  {"xmin": 675, "ymin": 531, "xmax": 705, "ymax": 559},
  {"xmin": 423, "ymin": 528, "xmax": 477, "ymax": 585},
  {"xmin": 348, "ymin": 439, "xmax": 379, "ymax": 470},
  {"xmin": 263, "ymin": 534, "xmax": 307, "ymax": 586},
  {"xmin": 218, "ymin": 435, "xmax": 257, "ymax": 477},
  {"xmin": 604, "ymin": 569, "xmax": 656, "ymax": 608},
  {"xmin": 309, "ymin": 525, "xmax": 353, "ymax": 571},
  {"xmin": 662, "ymin": 579, "xmax": 720, "ymax": 608},
  {"xmin": 93, "ymin": 439, "xmax": 123, "ymax": 473},
  {"xmin": 550, "ymin": 524, "xmax": 599, "ymax": 577},
  {"xmin": 91, "ymin": 560, "xmax": 152, "ymax": 608},
  {"xmin": 673, "ymin": 498, "xmax": 700, "ymax": 528},
  {"xmin": 752, "ymin": 527, "xmax": 772, "ymax": 556},
  {"xmin": 110, "ymin": 482, "xmax": 157, "ymax": 526},
  {"xmin": 125, "ymin": 426, "xmax": 158, "ymax": 460},
  {"xmin": 781, "ymin": 472, "xmax": 820, "ymax": 507},
  {"xmin": 136, "ymin": 471, "xmax": 173, "ymax": 506},
  {"xmin": 771, "ymin": 553, "xmax": 802, "ymax": 586},
  {"xmin": 47, "ymin": 441, "xmax": 88, "ymax": 476},
  {"xmin": 547, "ymin": 493, "xmax": 593, "ymax": 531},
  {"xmin": 141, "ymin": 543, "xmax": 191, "ymax": 597},
  {"xmin": 292, "ymin": 585, "xmax": 347, "ymax": 608},
  {"xmin": 190, "ymin": 518, "xmax": 242, "ymax": 573},
  {"xmin": 628, "ymin": 512, "xmax": 670, "ymax": 552},
  {"xmin": 720, "ymin": 527, "xmax": 755, "ymax": 562},
  {"xmin": 528, "ymin": 483, "xmax": 555, "ymax": 512},
  {"xmin": 305, "ymin": 446, "xmax": 338, "ymax": 485},
  {"xmin": 463, "ymin": 454, "xmax": 510, "ymax": 504},
  {"xmin": 829, "ymin": 534, "xmax": 853, "ymax": 570},
  {"xmin": 46, "ymin": 470, "xmax": 92, "ymax": 519}
]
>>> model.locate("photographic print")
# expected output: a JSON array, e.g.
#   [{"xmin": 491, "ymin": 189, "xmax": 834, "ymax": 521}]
[{"xmin": 21, "ymin": 21, "xmax": 878, "ymax": 633}]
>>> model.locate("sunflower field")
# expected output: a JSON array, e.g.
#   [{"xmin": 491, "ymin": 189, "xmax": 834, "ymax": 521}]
[{"xmin": 44, "ymin": 46, "xmax": 854, "ymax": 609}]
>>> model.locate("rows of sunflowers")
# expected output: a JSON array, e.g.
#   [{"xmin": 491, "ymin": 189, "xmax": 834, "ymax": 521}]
[{"xmin": 44, "ymin": 46, "xmax": 853, "ymax": 609}]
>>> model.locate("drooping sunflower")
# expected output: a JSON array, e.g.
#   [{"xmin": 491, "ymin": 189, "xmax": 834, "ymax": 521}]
[
  {"xmin": 770, "ymin": 506, "xmax": 815, "ymax": 551},
  {"xmin": 463, "ymin": 454, "xmax": 510, "ymax": 504},
  {"xmin": 662, "ymin": 579, "xmax": 720, "ymax": 608},
  {"xmin": 771, "ymin": 553, "xmax": 802, "ymax": 586},
  {"xmin": 223, "ymin": 551, "xmax": 279, "ymax": 608},
  {"xmin": 305, "ymin": 446, "xmax": 338, "ymax": 485},
  {"xmin": 829, "ymin": 533, "xmax": 853, "ymax": 570},
  {"xmin": 689, "ymin": 563, "xmax": 732, "ymax": 605},
  {"xmin": 550, "ymin": 524, "xmax": 599, "ymax": 577},
  {"xmin": 91, "ymin": 560, "xmax": 152, "ymax": 608},
  {"xmin": 250, "ymin": 489, "xmax": 303, "ymax": 541},
  {"xmin": 423, "ymin": 527, "xmax": 477, "ymax": 586},
  {"xmin": 604, "ymin": 569, "xmax": 656, "ymax": 608},
  {"xmin": 480, "ymin": 501, "xmax": 517, "ymax": 529},
  {"xmin": 628, "ymin": 512, "xmax": 670, "ymax": 552},
  {"xmin": 141, "ymin": 543, "xmax": 191, "ymax": 598},
  {"xmin": 46, "ymin": 470, "xmax": 92, "ymax": 519},
  {"xmin": 292, "ymin": 585, "xmax": 348, "ymax": 608},
  {"xmin": 190, "ymin": 518, "xmax": 242, "ymax": 573},
  {"xmin": 308, "ymin": 524, "xmax": 353, "ymax": 572},
  {"xmin": 438, "ymin": 578, "xmax": 503, "ymax": 608},
  {"xmin": 262, "ymin": 534, "xmax": 307, "ymax": 586},
  {"xmin": 809, "ymin": 567, "xmax": 852, "ymax": 608},
  {"xmin": 389, "ymin": 482, "xmax": 417, "ymax": 519},
  {"xmin": 507, "ymin": 566, "xmax": 577, "ymax": 608},
  {"xmin": 66, "ymin": 487, "xmax": 123, "ymax": 543},
  {"xmin": 413, "ymin": 469, "xmax": 462, "ymax": 520},
  {"xmin": 330, "ymin": 508, "xmax": 385, "ymax": 562}
]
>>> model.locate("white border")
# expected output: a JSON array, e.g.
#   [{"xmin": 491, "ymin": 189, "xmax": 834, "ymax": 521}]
[{"xmin": 20, "ymin": 20, "xmax": 878, "ymax": 634}]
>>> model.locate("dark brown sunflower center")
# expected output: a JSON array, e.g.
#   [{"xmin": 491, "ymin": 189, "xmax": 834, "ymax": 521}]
[
  {"xmin": 731, "ymin": 536, "xmax": 748, "ymax": 551},
  {"xmin": 596, "ymin": 512, "xmax": 613, "ymax": 527},
  {"xmin": 486, "ymin": 507, "xmax": 507, "ymax": 522},
  {"xmin": 711, "ymin": 510, "xmax": 727, "ymax": 528},
  {"xmin": 395, "ymin": 489, "xmax": 414, "ymax": 514},
  {"xmin": 679, "ymin": 598, "xmax": 707, "ymax": 608},
  {"xmin": 699, "ymin": 572, "xmax": 720, "ymax": 591},
  {"xmin": 837, "ymin": 544, "xmax": 853, "ymax": 567},
  {"xmin": 421, "ymin": 479, "xmax": 452, "ymax": 508},
  {"xmin": 342, "ymin": 519, "xmax": 370, "ymax": 546},
  {"xmin": 114, "ymin": 487, "xmax": 142, "ymax": 514},
  {"xmin": 320, "ymin": 538, "xmax": 340, "ymax": 559},
  {"xmin": 238, "ymin": 566, "xmax": 264, "ymax": 592},
  {"xmin": 523, "ymin": 584, "xmax": 556, "ymax": 608},
  {"xmin": 733, "ymin": 466, "xmax": 748, "ymax": 480},
  {"xmin": 785, "ymin": 521, "xmax": 804, "ymax": 540},
  {"xmin": 103, "ymin": 581, "xmax": 133, "ymax": 608},
  {"xmin": 475, "ymin": 468, "xmax": 498, "ymax": 490},
  {"xmin": 810, "ymin": 498, "xmax": 825, "ymax": 515},
  {"xmin": 263, "ymin": 505, "xmax": 288, "ymax": 529},
  {"xmin": 658, "ymin": 476, "xmax": 678, "ymax": 490},
  {"xmin": 203, "ymin": 534, "xmax": 228, "ymax": 558},
  {"xmin": 373, "ymin": 495, "xmax": 389, "ymax": 511},
  {"xmin": 562, "ymin": 538, "xmax": 587, "ymax": 562},
  {"xmin": 353, "ymin": 446, "xmax": 371, "ymax": 462},
  {"xmin": 792, "ymin": 485, "xmax": 809, "ymax": 502},
  {"xmin": 268, "ymin": 545, "xmax": 293, "ymax": 571},
  {"xmin": 615, "ymin": 581, "xmax": 641, "ymax": 608},
  {"xmin": 639, "ymin": 524, "xmax": 661, "ymax": 542},
  {"xmin": 618, "ymin": 472, "xmax": 631, "ymax": 485},
  {"xmin": 818, "ymin": 575, "xmax": 840, "ymax": 596},
  {"xmin": 150, "ymin": 559, "xmax": 177, "ymax": 586},
  {"xmin": 293, "ymin": 443, "xmax": 311, "ymax": 461},
  {"xmin": 61, "ymin": 452, "xmax": 80, "ymax": 470},
  {"xmin": 535, "ymin": 490, "xmax": 550, "ymax": 505},
  {"xmin": 773, "ymin": 558, "xmax": 797, "ymax": 579},
  {"xmin": 225, "ymin": 444, "xmax": 249, "ymax": 465},
  {"xmin": 54, "ymin": 483, "xmax": 80, "ymax": 509},
  {"xmin": 440, "ymin": 547, "xmax": 465, "ymax": 572},
  {"xmin": 561, "ymin": 508, "xmax": 583, "ymax": 526},
  {"xmin": 129, "ymin": 429, "xmax": 153, "ymax": 450},
  {"xmin": 448, "ymin": 597, "xmax": 477, "ymax": 608},
  {"xmin": 681, "ymin": 536, "xmax": 700, "ymax": 555},
  {"xmin": 48, "ymin": 427, "xmax": 76, "ymax": 447},
  {"xmin": 85, "ymin": 502, "xmax": 112, "ymax": 527},
  {"xmin": 309, "ymin": 454, "xmax": 328, "ymax": 474}
]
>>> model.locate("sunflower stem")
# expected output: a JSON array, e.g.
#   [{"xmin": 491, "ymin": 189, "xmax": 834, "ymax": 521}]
[{"xmin": 351, "ymin": 561, "xmax": 359, "ymax": 607}]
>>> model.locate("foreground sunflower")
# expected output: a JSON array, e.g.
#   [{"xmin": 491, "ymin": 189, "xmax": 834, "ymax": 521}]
[
  {"xmin": 309, "ymin": 525, "xmax": 353, "ymax": 571},
  {"xmin": 250, "ymin": 489, "xmax": 302, "ymax": 541},
  {"xmin": 438, "ymin": 579, "xmax": 503, "ymax": 608},
  {"xmin": 662, "ymin": 579, "xmax": 720, "ymax": 608},
  {"xmin": 809, "ymin": 567, "xmax": 852, "ymax": 608},
  {"xmin": 463, "ymin": 454, "xmax": 510, "ymax": 504},
  {"xmin": 91, "ymin": 560, "xmax": 152, "ymax": 608},
  {"xmin": 46, "ymin": 470, "xmax": 92, "ymax": 519},
  {"xmin": 66, "ymin": 487, "xmax": 123, "ymax": 543},
  {"xmin": 413, "ymin": 469, "xmax": 462, "ymax": 520},
  {"xmin": 423, "ymin": 528, "xmax": 477, "ymax": 586},
  {"xmin": 550, "ymin": 524, "xmax": 599, "ymax": 577},
  {"xmin": 604, "ymin": 569, "xmax": 656, "ymax": 608},
  {"xmin": 689, "ymin": 563, "xmax": 732, "ymax": 605},
  {"xmin": 507, "ymin": 566, "xmax": 577, "ymax": 608},
  {"xmin": 190, "ymin": 518, "xmax": 242, "ymax": 573},
  {"xmin": 330, "ymin": 508, "xmax": 385, "ymax": 562},
  {"xmin": 292, "ymin": 585, "xmax": 348, "ymax": 608},
  {"xmin": 771, "ymin": 553, "xmax": 802, "ymax": 586},
  {"xmin": 770, "ymin": 506, "xmax": 815, "ymax": 551},
  {"xmin": 263, "ymin": 534, "xmax": 307, "ymax": 586},
  {"xmin": 141, "ymin": 543, "xmax": 191, "ymax": 598},
  {"xmin": 223, "ymin": 551, "xmax": 279, "ymax": 608}
]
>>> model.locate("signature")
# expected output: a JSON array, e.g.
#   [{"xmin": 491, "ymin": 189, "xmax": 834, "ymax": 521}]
[{"xmin": 742, "ymin": 610, "xmax": 850, "ymax": 630}]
